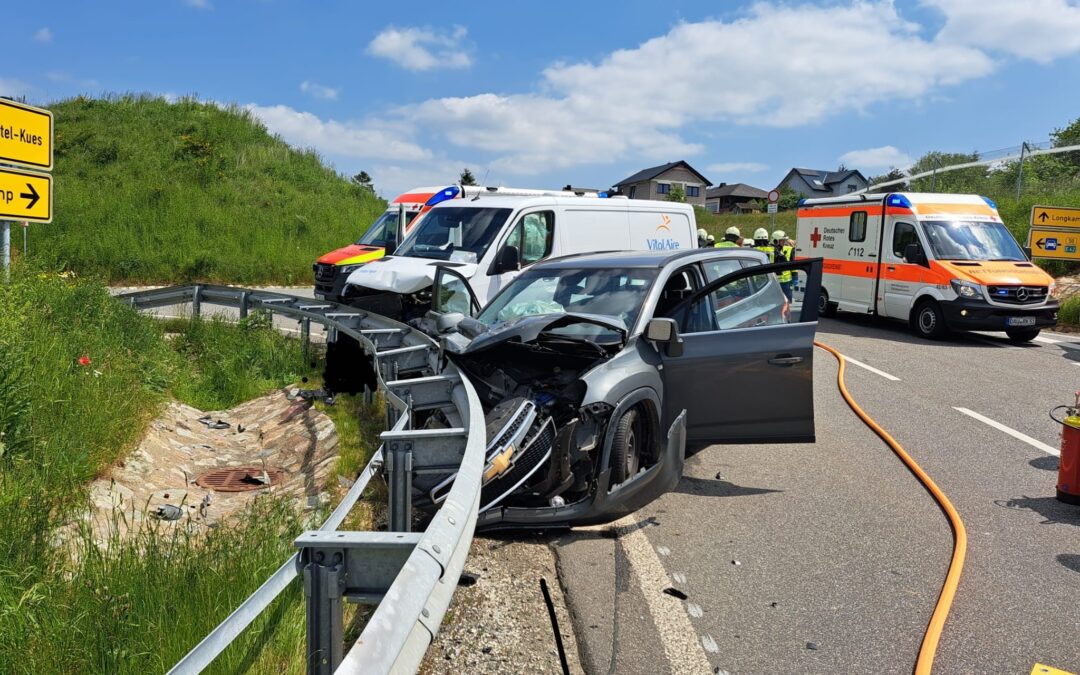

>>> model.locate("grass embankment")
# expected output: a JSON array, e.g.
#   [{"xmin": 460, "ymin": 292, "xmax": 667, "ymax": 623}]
[
  {"xmin": 0, "ymin": 268, "xmax": 382, "ymax": 673},
  {"xmin": 32, "ymin": 94, "xmax": 386, "ymax": 284},
  {"xmin": 695, "ymin": 208, "xmax": 796, "ymax": 241}
]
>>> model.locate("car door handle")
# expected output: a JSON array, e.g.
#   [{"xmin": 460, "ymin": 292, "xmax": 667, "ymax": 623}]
[
  {"xmin": 768, "ymin": 355, "xmax": 803, "ymax": 366},
  {"xmin": 887, "ymin": 265, "xmax": 896, "ymax": 272}
]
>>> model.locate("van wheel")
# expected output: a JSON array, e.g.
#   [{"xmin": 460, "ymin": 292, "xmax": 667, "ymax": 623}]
[
  {"xmin": 611, "ymin": 408, "xmax": 644, "ymax": 485},
  {"xmin": 1005, "ymin": 327, "xmax": 1040, "ymax": 343},
  {"xmin": 818, "ymin": 288, "xmax": 838, "ymax": 317},
  {"xmin": 912, "ymin": 299, "xmax": 949, "ymax": 340}
]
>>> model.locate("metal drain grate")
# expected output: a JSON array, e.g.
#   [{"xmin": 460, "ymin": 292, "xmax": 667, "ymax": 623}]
[{"xmin": 195, "ymin": 466, "xmax": 285, "ymax": 492}]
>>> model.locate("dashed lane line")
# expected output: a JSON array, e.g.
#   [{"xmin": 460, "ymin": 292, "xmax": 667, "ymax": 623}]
[
  {"xmin": 841, "ymin": 354, "xmax": 901, "ymax": 381},
  {"xmin": 953, "ymin": 407, "xmax": 1060, "ymax": 456}
]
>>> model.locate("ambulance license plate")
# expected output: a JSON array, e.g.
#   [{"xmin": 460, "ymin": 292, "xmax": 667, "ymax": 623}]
[{"xmin": 1006, "ymin": 316, "xmax": 1036, "ymax": 327}]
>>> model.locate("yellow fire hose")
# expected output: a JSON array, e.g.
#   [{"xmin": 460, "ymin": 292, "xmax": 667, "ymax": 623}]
[{"xmin": 815, "ymin": 341, "xmax": 967, "ymax": 674}]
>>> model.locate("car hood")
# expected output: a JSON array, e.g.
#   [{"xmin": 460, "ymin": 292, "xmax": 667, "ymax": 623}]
[
  {"xmin": 460, "ymin": 313, "xmax": 628, "ymax": 354},
  {"xmin": 344, "ymin": 256, "xmax": 478, "ymax": 294}
]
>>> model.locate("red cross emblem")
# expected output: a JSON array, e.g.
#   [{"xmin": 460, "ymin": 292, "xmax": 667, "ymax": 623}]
[{"xmin": 810, "ymin": 227, "xmax": 822, "ymax": 248}]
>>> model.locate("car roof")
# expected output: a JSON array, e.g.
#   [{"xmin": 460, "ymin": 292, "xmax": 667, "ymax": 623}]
[{"xmin": 533, "ymin": 248, "xmax": 767, "ymax": 270}]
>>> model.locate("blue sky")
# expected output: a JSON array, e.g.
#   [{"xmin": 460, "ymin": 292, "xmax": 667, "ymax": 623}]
[{"xmin": 8, "ymin": 0, "xmax": 1080, "ymax": 196}]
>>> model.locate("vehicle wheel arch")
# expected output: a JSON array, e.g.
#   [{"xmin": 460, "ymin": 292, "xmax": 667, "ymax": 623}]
[
  {"xmin": 910, "ymin": 294, "xmax": 950, "ymax": 339},
  {"xmin": 596, "ymin": 387, "xmax": 662, "ymax": 487}
]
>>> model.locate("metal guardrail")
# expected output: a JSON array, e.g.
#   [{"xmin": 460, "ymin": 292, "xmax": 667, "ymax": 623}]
[{"xmin": 116, "ymin": 285, "xmax": 486, "ymax": 675}]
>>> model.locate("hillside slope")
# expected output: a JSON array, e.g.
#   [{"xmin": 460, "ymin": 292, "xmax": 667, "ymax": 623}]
[{"xmin": 34, "ymin": 94, "xmax": 385, "ymax": 283}]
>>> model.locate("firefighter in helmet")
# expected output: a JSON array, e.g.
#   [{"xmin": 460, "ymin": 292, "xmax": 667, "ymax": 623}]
[
  {"xmin": 772, "ymin": 230, "xmax": 795, "ymax": 301},
  {"xmin": 715, "ymin": 226, "xmax": 741, "ymax": 248},
  {"xmin": 753, "ymin": 228, "xmax": 773, "ymax": 261}
]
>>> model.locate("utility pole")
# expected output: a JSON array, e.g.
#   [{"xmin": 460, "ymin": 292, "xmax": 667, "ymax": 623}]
[
  {"xmin": 1, "ymin": 221, "xmax": 9, "ymax": 282},
  {"xmin": 1015, "ymin": 141, "xmax": 1029, "ymax": 201}
]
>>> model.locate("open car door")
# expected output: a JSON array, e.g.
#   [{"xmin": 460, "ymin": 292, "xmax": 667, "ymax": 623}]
[
  {"xmin": 655, "ymin": 258, "xmax": 822, "ymax": 445},
  {"xmin": 432, "ymin": 265, "xmax": 481, "ymax": 317}
]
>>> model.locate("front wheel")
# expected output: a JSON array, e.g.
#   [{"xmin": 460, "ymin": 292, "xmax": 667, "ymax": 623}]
[
  {"xmin": 610, "ymin": 409, "xmax": 644, "ymax": 485},
  {"xmin": 1005, "ymin": 327, "xmax": 1040, "ymax": 343},
  {"xmin": 818, "ymin": 288, "xmax": 838, "ymax": 317},
  {"xmin": 912, "ymin": 300, "xmax": 950, "ymax": 340}
]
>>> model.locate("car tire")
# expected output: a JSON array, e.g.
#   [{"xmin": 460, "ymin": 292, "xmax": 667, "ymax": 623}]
[
  {"xmin": 1005, "ymin": 327, "xmax": 1040, "ymax": 343},
  {"xmin": 818, "ymin": 288, "xmax": 838, "ymax": 317},
  {"xmin": 912, "ymin": 299, "xmax": 949, "ymax": 340},
  {"xmin": 610, "ymin": 408, "xmax": 643, "ymax": 485}
]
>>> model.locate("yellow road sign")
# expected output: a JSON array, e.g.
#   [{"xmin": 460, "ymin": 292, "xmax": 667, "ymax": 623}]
[
  {"xmin": 0, "ymin": 166, "xmax": 51, "ymax": 223},
  {"xmin": 1028, "ymin": 226, "xmax": 1080, "ymax": 260},
  {"xmin": 1031, "ymin": 205, "xmax": 1080, "ymax": 229},
  {"xmin": 0, "ymin": 99, "xmax": 52, "ymax": 170}
]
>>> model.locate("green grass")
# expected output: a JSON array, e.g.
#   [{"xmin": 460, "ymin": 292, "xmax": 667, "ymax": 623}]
[
  {"xmin": 694, "ymin": 207, "xmax": 796, "ymax": 241},
  {"xmin": 0, "ymin": 266, "xmax": 341, "ymax": 673},
  {"xmin": 29, "ymin": 94, "xmax": 386, "ymax": 284}
]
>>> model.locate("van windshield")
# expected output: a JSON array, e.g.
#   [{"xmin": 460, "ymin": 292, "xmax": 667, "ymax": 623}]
[
  {"xmin": 394, "ymin": 207, "xmax": 513, "ymax": 263},
  {"xmin": 921, "ymin": 220, "xmax": 1026, "ymax": 262},
  {"xmin": 357, "ymin": 209, "xmax": 419, "ymax": 247}
]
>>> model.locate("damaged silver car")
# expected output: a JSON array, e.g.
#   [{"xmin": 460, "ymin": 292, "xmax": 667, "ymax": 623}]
[{"xmin": 419, "ymin": 248, "xmax": 823, "ymax": 529}]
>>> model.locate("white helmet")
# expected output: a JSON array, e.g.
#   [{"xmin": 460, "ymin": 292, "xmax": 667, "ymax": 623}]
[
  {"xmin": 754, "ymin": 227, "xmax": 769, "ymax": 240},
  {"xmin": 725, "ymin": 226, "xmax": 740, "ymax": 237},
  {"xmin": 697, "ymin": 228, "xmax": 708, "ymax": 239},
  {"xmin": 707, "ymin": 234, "xmax": 716, "ymax": 244},
  {"xmin": 743, "ymin": 241, "xmax": 754, "ymax": 247},
  {"xmin": 772, "ymin": 230, "xmax": 786, "ymax": 241}
]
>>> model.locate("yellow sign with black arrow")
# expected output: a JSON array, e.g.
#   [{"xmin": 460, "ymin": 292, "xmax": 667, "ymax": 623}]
[
  {"xmin": 1031, "ymin": 205, "xmax": 1080, "ymax": 229},
  {"xmin": 1028, "ymin": 226, "xmax": 1080, "ymax": 260},
  {"xmin": 0, "ymin": 166, "xmax": 51, "ymax": 223},
  {"xmin": 0, "ymin": 99, "xmax": 52, "ymax": 171}
]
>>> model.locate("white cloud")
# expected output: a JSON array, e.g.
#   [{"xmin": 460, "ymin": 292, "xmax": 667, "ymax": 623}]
[
  {"xmin": 244, "ymin": 103, "xmax": 431, "ymax": 162},
  {"xmin": 707, "ymin": 162, "xmax": 768, "ymax": 174},
  {"xmin": 924, "ymin": 0, "xmax": 1080, "ymax": 63},
  {"xmin": 184, "ymin": 0, "xmax": 212, "ymax": 9},
  {"xmin": 839, "ymin": 145, "xmax": 914, "ymax": 170},
  {"xmin": 33, "ymin": 27, "xmax": 52, "ymax": 43},
  {"xmin": 0, "ymin": 77, "xmax": 35, "ymax": 99},
  {"xmin": 367, "ymin": 25, "xmax": 472, "ymax": 71},
  {"xmin": 299, "ymin": 81, "xmax": 339, "ymax": 101},
  {"xmin": 45, "ymin": 71, "xmax": 99, "ymax": 88}
]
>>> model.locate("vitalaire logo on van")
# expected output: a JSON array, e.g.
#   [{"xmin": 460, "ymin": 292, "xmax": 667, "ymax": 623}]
[{"xmin": 646, "ymin": 214, "xmax": 681, "ymax": 250}]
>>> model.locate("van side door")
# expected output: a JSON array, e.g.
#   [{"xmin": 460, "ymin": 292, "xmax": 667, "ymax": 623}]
[
  {"xmin": 485, "ymin": 210, "xmax": 556, "ymax": 303},
  {"xmin": 838, "ymin": 209, "xmax": 881, "ymax": 312},
  {"xmin": 879, "ymin": 218, "xmax": 928, "ymax": 319}
]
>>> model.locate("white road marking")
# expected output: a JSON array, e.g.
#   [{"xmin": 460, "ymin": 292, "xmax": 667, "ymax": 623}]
[
  {"xmin": 608, "ymin": 516, "xmax": 714, "ymax": 672},
  {"xmin": 953, "ymin": 407, "xmax": 1060, "ymax": 456},
  {"xmin": 701, "ymin": 634, "xmax": 719, "ymax": 653},
  {"xmin": 686, "ymin": 603, "xmax": 704, "ymax": 618},
  {"xmin": 1033, "ymin": 335, "xmax": 1061, "ymax": 344},
  {"xmin": 656, "ymin": 545, "xmax": 671, "ymax": 556},
  {"xmin": 842, "ymin": 355, "xmax": 901, "ymax": 381},
  {"xmin": 672, "ymin": 572, "xmax": 687, "ymax": 584}
]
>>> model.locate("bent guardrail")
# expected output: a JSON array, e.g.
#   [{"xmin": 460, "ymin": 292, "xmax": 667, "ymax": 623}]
[{"xmin": 116, "ymin": 285, "xmax": 485, "ymax": 675}]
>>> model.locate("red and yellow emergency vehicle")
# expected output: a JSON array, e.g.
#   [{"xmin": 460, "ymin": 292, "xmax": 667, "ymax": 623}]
[
  {"xmin": 795, "ymin": 192, "xmax": 1058, "ymax": 342},
  {"xmin": 313, "ymin": 185, "xmax": 459, "ymax": 302}
]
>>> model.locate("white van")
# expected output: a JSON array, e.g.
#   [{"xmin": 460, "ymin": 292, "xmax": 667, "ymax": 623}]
[{"xmin": 341, "ymin": 191, "xmax": 697, "ymax": 320}]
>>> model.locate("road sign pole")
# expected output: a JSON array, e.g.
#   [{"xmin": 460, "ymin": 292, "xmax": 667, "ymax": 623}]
[
  {"xmin": 2, "ymin": 221, "xmax": 9, "ymax": 282},
  {"xmin": 21, "ymin": 221, "xmax": 26, "ymax": 258},
  {"xmin": 1015, "ymin": 142, "xmax": 1028, "ymax": 201}
]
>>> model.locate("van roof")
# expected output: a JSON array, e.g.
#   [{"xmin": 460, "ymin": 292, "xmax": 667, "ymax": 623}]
[
  {"xmin": 427, "ymin": 194, "xmax": 694, "ymax": 211},
  {"xmin": 799, "ymin": 192, "xmax": 1000, "ymax": 220},
  {"xmin": 533, "ymin": 247, "xmax": 766, "ymax": 270}
]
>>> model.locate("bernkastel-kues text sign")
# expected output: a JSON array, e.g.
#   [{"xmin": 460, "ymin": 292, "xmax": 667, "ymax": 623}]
[
  {"xmin": 1028, "ymin": 226, "xmax": 1080, "ymax": 261},
  {"xmin": 1030, "ymin": 205, "xmax": 1080, "ymax": 229},
  {"xmin": 0, "ymin": 99, "xmax": 53, "ymax": 170},
  {"xmin": 0, "ymin": 166, "xmax": 51, "ymax": 223}
]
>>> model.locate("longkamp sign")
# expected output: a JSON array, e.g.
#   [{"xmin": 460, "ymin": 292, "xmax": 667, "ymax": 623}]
[
  {"xmin": 0, "ymin": 166, "xmax": 51, "ymax": 223},
  {"xmin": 1030, "ymin": 205, "xmax": 1080, "ymax": 229},
  {"xmin": 0, "ymin": 99, "xmax": 53, "ymax": 171}
]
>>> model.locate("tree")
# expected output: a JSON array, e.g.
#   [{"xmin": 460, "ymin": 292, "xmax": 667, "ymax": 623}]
[
  {"xmin": 667, "ymin": 184, "xmax": 686, "ymax": 203},
  {"xmin": 870, "ymin": 168, "xmax": 908, "ymax": 192},
  {"xmin": 459, "ymin": 168, "xmax": 477, "ymax": 186},
  {"xmin": 777, "ymin": 186, "xmax": 801, "ymax": 210},
  {"xmin": 351, "ymin": 171, "xmax": 374, "ymax": 193},
  {"xmin": 907, "ymin": 151, "xmax": 985, "ymax": 193}
]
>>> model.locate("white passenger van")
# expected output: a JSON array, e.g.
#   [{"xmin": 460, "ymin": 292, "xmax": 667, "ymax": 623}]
[
  {"xmin": 342, "ymin": 188, "xmax": 697, "ymax": 320},
  {"xmin": 795, "ymin": 192, "xmax": 1058, "ymax": 342}
]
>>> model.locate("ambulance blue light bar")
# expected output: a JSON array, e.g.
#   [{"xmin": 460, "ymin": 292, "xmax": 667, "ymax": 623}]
[
  {"xmin": 980, "ymin": 196, "xmax": 997, "ymax": 210},
  {"xmin": 887, "ymin": 194, "xmax": 912, "ymax": 209},
  {"xmin": 425, "ymin": 185, "xmax": 460, "ymax": 207}
]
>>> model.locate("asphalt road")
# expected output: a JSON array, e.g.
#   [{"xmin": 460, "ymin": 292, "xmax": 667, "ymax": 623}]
[{"xmin": 556, "ymin": 317, "xmax": 1080, "ymax": 674}]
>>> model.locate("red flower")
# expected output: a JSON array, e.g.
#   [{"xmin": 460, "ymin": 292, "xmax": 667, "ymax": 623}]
[{"xmin": 78, "ymin": 355, "xmax": 91, "ymax": 367}]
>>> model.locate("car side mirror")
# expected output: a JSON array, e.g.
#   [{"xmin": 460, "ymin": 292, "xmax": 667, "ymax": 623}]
[
  {"xmin": 495, "ymin": 245, "xmax": 521, "ymax": 274},
  {"xmin": 457, "ymin": 316, "xmax": 487, "ymax": 339},
  {"xmin": 384, "ymin": 240, "xmax": 397, "ymax": 256},
  {"xmin": 904, "ymin": 243, "xmax": 928, "ymax": 267},
  {"xmin": 645, "ymin": 318, "xmax": 683, "ymax": 357},
  {"xmin": 435, "ymin": 312, "xmax": 465, "ymax": 334}
]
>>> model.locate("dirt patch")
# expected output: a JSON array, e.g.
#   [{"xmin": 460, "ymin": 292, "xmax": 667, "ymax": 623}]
[
  {"xmin": 68, "ymin": 388, "xmax": 338, "ymax": 547},
  {"xmin": 420, "ymin": 534, "xmax": 582, "ymax": 674}
]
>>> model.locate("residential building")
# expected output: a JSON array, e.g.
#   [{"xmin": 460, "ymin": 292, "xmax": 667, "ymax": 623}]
[
  {"xmin": 704, "ymin": 183, "xmax": 769, "ymax": 213},
  {"xmin": 776, "ymin": 168, "xmax": 868, "ymax": 198},
  {"xmin": 612, "ymin": 161, "xmax": 710, "ymax": 207}
]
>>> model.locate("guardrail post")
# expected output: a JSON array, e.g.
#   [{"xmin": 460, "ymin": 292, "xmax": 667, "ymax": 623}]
[
  {"xmin": 239, "ymin": 291, "xmax": 250, "ymax": 319},
  {"xmin": 386, "ymin": 441, "xmax": 413, "ymax": 532},
  {"xmin": 192, "ymin": 284, "xmax": 202, "ymax": 317},
  {"xmin": 301, "ymin": 548, "xmax": 345, "ymax": 675},
  {"xmin": 301, "ymin": 318, "xmax": 311, "ymax": 362}
]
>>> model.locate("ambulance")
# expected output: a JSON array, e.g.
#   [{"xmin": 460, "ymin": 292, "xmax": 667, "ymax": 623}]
[
  {"xmin": 795, "ymin": 192, "xmax": 1058, "ymax": 342},
  {"xmin": 313, "ymin": 186, "xmax": 448, "ymax": 302}
]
